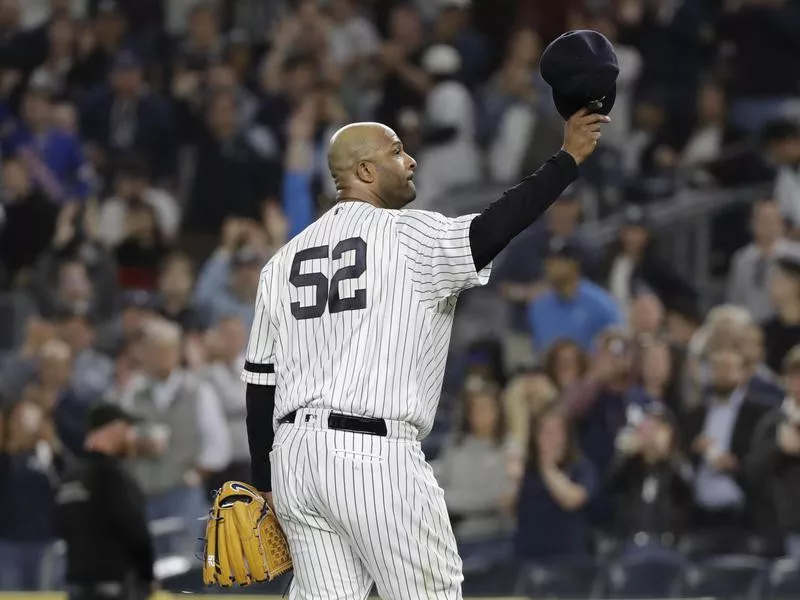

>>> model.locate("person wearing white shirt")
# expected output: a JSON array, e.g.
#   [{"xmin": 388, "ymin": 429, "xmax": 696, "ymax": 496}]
[
  {"xmin": 728, "ymin": 198, "xmax": 800, "ymax": 322},
  {"xmin": 327, "ymin": 0, "xmax": 380, "ymax": 67},
  {"xmin": 98, "ymin": 155, "xmax": 180, "ymax": 248},
  {"xmin": 413, "ymin": 44, "xmax": 481, "ymax": 209},
  {"xmin": 201, "ymin": 315, "xmax": 250, "ymax": 491}
]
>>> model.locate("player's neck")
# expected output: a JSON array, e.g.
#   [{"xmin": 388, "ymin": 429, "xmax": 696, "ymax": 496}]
[{"xmin": 336, "ymin": 190, "xmax": 389, "ymax": 209}]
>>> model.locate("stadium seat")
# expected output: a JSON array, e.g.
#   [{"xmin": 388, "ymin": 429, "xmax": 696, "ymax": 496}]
[
  {"xmin": 514, "ymin": 557, "xmax": 602, "ymax": 599},
  {"xmin": 678, "ymin": 531, "xmax": 752, "ymax": 559},
  {"xmin": 602, "ymin": 552, "xmax": 685, "ymax": 598},
  {"xmin": 678, "ymin": 554, "xmax": 768, "ymax": 600},
  {"xmin": 462, "ymin": 559, "xmax": 523, "ymax": 597},
  {"xmin": 459, "ymin": 536, "xmax": 513, "ymax": 572},
  {"xmin": 766, "ymin": 557, "xmax": 800, "ymax": 600}
]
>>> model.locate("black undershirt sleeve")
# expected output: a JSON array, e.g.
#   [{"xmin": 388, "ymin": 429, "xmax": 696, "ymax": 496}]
[
  {"xmin": 469, "ymin": 150, "xmax": 579, "ymax": 272},
  {"xmin": 246, "ymin": 383, "xmax": 276, "ymax": 492}
]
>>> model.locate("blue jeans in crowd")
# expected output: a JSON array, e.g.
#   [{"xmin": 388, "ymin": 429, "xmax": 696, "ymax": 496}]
[
  {"xmin": 0, "ymin": 540, "xmax": 56, "ymax": 590},
  {"xmin": 146, "ymin": 485, "xmax": 208, "ymax": 557}
]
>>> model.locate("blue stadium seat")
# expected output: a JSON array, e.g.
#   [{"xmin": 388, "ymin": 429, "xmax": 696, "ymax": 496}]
[
  {"xmin": 766, "ymin": 557, "xmax": 800, "ymax": 600},
  {"xmin": 679, "ymin": 554, "xmax": 768, "ymax": 600},
  {"xmin": 514, "ymin": 557, "xmax": 602, "ymax": 599},
  {"xmin": 602, "ymin": 552, "xmax": 685, "ymax": 599}
]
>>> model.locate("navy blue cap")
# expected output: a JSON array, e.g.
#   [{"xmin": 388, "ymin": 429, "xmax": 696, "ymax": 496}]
[{"xmin": 540, "ymin": 29, "xmax": 619, "ymax": 120}]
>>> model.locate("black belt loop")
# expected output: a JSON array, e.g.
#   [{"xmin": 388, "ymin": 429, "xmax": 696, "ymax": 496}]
[{"xmin": 278, "ymin": 410, "xmax": 387, "ymax": 437}]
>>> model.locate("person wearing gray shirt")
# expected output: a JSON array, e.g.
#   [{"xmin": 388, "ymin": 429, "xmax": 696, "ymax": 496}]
[
  {"xmin": 434, "ymin": 384, "xmax": 516, "ymax": 542},
  {"xmin": 728, "ymin": 199, "xmax": 800, "ymax": 322}
]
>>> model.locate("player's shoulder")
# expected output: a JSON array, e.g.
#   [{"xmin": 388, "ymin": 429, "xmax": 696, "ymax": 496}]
[
  {"xmin": 394, "ymin": 207, "xmax": 452, "ymax": 229},
  {"xmin": 260, "ymin": 212, "xmax": 340, "ymax": 271},
  {"xmin": 258, "ymin": 244, "xmax": 290, "ymax": 281}
]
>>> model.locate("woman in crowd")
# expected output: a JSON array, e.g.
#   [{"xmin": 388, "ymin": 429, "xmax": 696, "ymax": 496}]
[
  {"xmin": 607, "ymin": 403, "xmax": 693, "ymax": 556},
  {"xmin": 543, "ymin": 339, "xmax": 589, "ymax": 393},
  {"xmin": 514, "ymin": 400, "xmax": 597, "ymax": 561},
  {"xmin": 436, "ymin": 382, "xmax": 516, "ymax": 542},
  {"xmin": 503, "ymin": 367, "xmax": 558, "ymax": 455},
  {"xmin": 627, "ymin": 339, "xmax": 681, "ymax": 414},
  {"xmin": 0, "ymin": 394, "xmax": 66, "ymax": 590},
  {"xmin": 157, "ymin": 251, "xmax": 208, "ymax": 332},
  {"xmin": 114, "ymin": 201, "xmax": 169, "ymax": 291}
]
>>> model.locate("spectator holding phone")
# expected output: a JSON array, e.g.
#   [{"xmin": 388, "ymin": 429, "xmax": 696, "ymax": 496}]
[
  {"xmin": 194, "ymin": 218, "xmax": 267, "ymax": 329},
  {"xmin": 0, "ymin": 393, "xmax": 66, "ymax": 591},
  {"xmin": 607, "ymin": 403, "xmax": 693, "ymax": 555},
  {"xmin": 563, "ymin": 329, "xmax": 635, "ymax": 489},
  {"xmin": 3, "ymin": 74, "xmax": 95, "ymax": 205}
]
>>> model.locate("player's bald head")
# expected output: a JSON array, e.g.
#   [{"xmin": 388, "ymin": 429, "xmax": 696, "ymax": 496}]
[
  {"xmin": 327, "ymin": 122, "xmax": 395, "ymax": 186},
  {"xmin": 326, "ymin": 122, "xmax": 417, "ymax": 209}
]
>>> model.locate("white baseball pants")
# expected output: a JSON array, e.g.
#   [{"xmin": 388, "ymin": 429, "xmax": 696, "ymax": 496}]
[{"xmin": 270, "ymin": 408, "xmax": 463, "ymax": 600}]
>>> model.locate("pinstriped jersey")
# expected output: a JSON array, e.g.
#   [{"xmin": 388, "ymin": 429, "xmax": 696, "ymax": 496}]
[{"xmin": 241, "ymin": 201, "xmax": 491, "ymax": 438}]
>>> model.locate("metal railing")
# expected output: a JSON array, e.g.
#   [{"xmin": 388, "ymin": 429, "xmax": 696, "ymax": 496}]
[{"xmin": 433, "ymin": 181, "xmax": 772, "ymax": 311}]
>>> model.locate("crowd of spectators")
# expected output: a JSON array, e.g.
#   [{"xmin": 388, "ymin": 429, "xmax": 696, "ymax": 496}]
[
  {"xmin": 0, "ymin": 0, "xmax": 799, "ymax": 593},
  {"xmin": 443, "ymin": 199, "xmax": 800, "ymax": 567}
]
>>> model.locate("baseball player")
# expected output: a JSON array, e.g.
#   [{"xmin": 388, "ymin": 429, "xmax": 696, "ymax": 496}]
[{"xmin": 240, "ymin": 105, "xmax": 606, "ymax": 598}]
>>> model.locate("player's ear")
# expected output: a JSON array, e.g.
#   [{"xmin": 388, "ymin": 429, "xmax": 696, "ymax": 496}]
[{"xmin": 356, "ymin": 160, "xmax": 376, "ymax": 184}]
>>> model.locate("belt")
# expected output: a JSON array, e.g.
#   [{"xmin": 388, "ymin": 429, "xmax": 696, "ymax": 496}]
[{"xmin": 278, "ymin": 410, "xmax": 388, "ymax": 437}]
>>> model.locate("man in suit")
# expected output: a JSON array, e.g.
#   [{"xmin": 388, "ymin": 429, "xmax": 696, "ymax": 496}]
[{"xmin": 683, "ymin": 347, "xmax": 770, "ymax": 533}]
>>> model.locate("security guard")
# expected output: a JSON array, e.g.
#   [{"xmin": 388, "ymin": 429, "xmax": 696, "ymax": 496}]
[{"xmin": 56, "ymin": 403, "xmax": 155, "ymax": 600}]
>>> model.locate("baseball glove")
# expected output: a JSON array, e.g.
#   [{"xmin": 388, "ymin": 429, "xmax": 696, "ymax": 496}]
[{"xmin": 202, "ymin": 481, "xmax": 293, "ymax": 587}]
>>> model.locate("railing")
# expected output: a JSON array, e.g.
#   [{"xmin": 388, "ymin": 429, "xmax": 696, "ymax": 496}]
[{"xmin": 433, "ymin": 181, "xmax": 773, "ymax": 311}]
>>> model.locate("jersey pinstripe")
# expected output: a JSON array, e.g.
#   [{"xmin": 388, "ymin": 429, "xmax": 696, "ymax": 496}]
[{"xmin": 241, "ymin": 201, "xmax": 491, "ymax": 438}]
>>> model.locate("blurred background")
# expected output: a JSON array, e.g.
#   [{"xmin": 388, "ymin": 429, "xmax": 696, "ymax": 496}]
[{"xmin": 1, "ymin": 0, "xmax": 800, "ymax": 598}]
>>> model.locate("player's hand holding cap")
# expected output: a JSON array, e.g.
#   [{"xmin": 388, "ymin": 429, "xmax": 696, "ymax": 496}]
[
  {"xmin": 541, "ymin": 30, "xmax": 618, "ymax": 164},
  {"xmin": 540, "ymin": 29, "xmax": 620, "ymax": 120}
]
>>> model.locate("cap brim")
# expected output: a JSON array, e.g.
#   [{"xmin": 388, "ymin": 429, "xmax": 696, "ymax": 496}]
[{"xmin": 552, "ymin": 85, "xmax": 617, "ymax": 121}]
